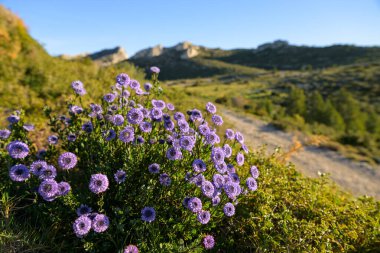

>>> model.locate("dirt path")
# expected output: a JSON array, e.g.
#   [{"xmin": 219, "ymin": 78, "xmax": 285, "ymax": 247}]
[{"xmin": 222, "ymin": 109, "xmax": 380, "ymax": 199}]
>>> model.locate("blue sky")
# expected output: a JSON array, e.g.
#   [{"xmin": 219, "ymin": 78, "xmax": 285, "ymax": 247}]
[{"xmin": 2, "ymin": 0, "xmax": 380, "ymax": 56}]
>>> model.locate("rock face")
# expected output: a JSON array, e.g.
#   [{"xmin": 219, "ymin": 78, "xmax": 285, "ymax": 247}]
[
  {"xmin": 131, "ymin": 41, "xmax": 199, "ymax": 60},
  {"xmin": 88, "ymin": 46, "xmax": 128, "ymax": 66},
  {"xmin": 255, "ymin": 40, "xmax": 289, "ymax": 52}
]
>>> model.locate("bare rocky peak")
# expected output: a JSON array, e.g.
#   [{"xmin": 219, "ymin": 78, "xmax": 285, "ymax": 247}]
[
  {"xmin": 131, "ymin": 41, "xmax": 200, "ymax": 60},
  {"xmin": 89, "ymin": 46, "xmax": 128, "ymax": 66},
  {"xmin": 255, "ymin": 40, "xmax": 289, "ymax": 52}
]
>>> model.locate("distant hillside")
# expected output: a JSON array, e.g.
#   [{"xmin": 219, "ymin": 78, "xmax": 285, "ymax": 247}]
[{"xmin": 127, "ymin": 40, "xmax": 380, "ymax": 80}]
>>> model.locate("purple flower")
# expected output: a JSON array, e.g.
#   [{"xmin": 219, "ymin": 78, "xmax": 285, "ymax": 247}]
[
  {"xmin": 23, "ymin": 124, "xmax": 34, "ymax": 131},
  {"xmin": 227, "ymin": 164, "xmax": 236, "ymax": 173},
  {"xmin": 103, "ymin": 93, "xmax": 116, "ymax": 103},
  {"xmin": 190, "ymin": 109, "xmax": 202, "ymax": 122},
  {"xmin": 179, "ymin": 136, "xmax": 195, "ymax": 151},
  {"xmin": 9, "ymin": 164, "xmax": 30, "ymax": 182},
  {"xmin": 198, "ymin": 124, "xmax": 210, "ymax": 136},
  {"xmin": 152, "ymin": 99, "xmax": 166, "ymax": 110},
  {"xmin": 228, "ymin": 173, "xmax": 240, "ymax": 184},
  {"xmin": 236, "ymin": 152, "xmax": 244, "ymax": 166},
  {"xmin": 89, "ymin": 103, "xmax": 103, "ymax": 116},
  {"xmin": 188, "ymin": 197, "xmax": 202, "ymax": 213},
  {"xmin": 89, "ymin": 173, "xmax": 109, "ymax": 194},
  {"xmin": 212, "ymin": 196, "xmax": 221, "ymax": 206},
  {"xmin": 139, "ymin": 121, "xmax": 152, "ymax": 133},
  {"xmin": 225, "ymin": 129, "xmax": 235, "ymax": 140},
  {"xmin": 190, "ymin": 174, "xmax": 205, "ymax": 187},
  {"xmin": 144, "ymin": 82, "xmax": 152, "ymax": 91},
  {"xmin": 174, "ymin": 112, "xmax": 185, "ymax": 121},
  {"xmin": 92, "ymin": 214, "xmax": 110, "ymax": 233},
  {"xmin": 250, "ymin": 166, "xmax": 260, "ymax": 179},
  {"xmin": 192, "ymin": 159, "xmax": 207, "ymax": 173},
  {"xmin": 235, "ymin": 131, "xmax": 244, "ymax": 143},
  {"xmin": 166, "ymin": 147, "xmax": 182, "ymax": 160},
  {"xmin": 30, "ymin": 160, "xmax": 48, "ymax": 176},
  {"xmin": 57, "ymin": 181, "xmax": 71, "ymax": 196},
  {"xmin": 213, "ymin": 174, "xmax": 225, "ymax": 189},
  {"xmin": 130, "ymin": 79, "xmax": 140, "ymax": 90},
  {"xmin": 116, "ymin": 73, "xmax": 130, "ymax": 86},
  {"xmin": 205, "ymin": 132, "xmax": 220, "ymax": 145},
  {"xmin": 224, "ymin": 182, "xmax": 240, "ymax": 199},
  {"xmin": 119, "ymin": 127, "xmax": 135, "ymax": 143},
  {"xmin": 203, "ymin": 235, "xmax": 215, "ymax": 249},
  {"xmin": 58, "ymin": 152, "xmax": 78, "ymax": 170},
  {"xmin": 177, "ymin": 120, "xmax": 189, "ymax": 133},
  {"xmin": 246, "ymin": 177, "xmax": 258, "ymax": 191},
  {"xmin": 223, "ymin": 202, "xmax": 235, "ymax": 217},
  {"xmin": 215, "ymin": 162, "xmax": 227, "ymax": 174},
  {"xmin": 70, "ymin": 105, "xmax": 84, "ymax": 115},
  {"xmin": 127, "ymin": 109, "xmax": 144, "ymax": 125},
  {"xmin": 114, "ymin": 170, "xmax": 127, "ymax": 184},
  {"xmin": 212, "ymin": 115, "xmax": 223, "ymax": 126},
  {"xmin": 76, "ymin": 204, "xmax": 93, "ymax": 216},
  {"xmin": 141, "ymin": 207, "xmax": 156, "ymax": 222},
  {"xmin": 103, "ymin": 129, "xmax": 116, "ymax": 141},
  {"xmin": 113, "ymin": 114, "xmax": 125, "ymax": 126},
  {"xmin": 73, "ymin": 215, "xmax": 92, "ymax": 237},
  {"xmin": 148, "ymin": 163, "xmax": 160, "ymax": 174},
  {"xmin": 7, "ymin": 141, "xmax": 29, "ymax": 159},
  {"xmin": 67, "ymin": 133, "xmax": 77, "ymax": 142},
  {"xmin": 223, "ymin": 144, "xmax": 232, "ymax": 158},
  {"xmin": 242, "ymin": 144, "xmax": 249, "ymax": 153},
  {"xmin": 167, "ymin": 103, "xmax": 175, "ymax": 111},
  {"xmin": 201, "ymin": 181, "xmax": 215, "ymax": 198},
  {"xmin": 38, "ymin": 179, "xmax": 59, "ymax": 201},
  {"xmin": 71, "ymin": 80, "xmax": 83, "ymax": 90},
  {"xmin": 124, "ymin": 245, "xmax": 139, "ymax": 253},
  {"xmin": 0, "ymin": 129, "xmax": 11, "ymax": 140},
  {"xmin": 150, "ymin": 108, "xmax": 163, "ymax": 120},
  {"xmin": 164, "ymin": 120, "xmax": 175, "ymax": 131},
  {"xmin": 197, "ymin": 210, "xmax": 211, "ymax": 224},
  {"xmin": 211, "ymin": 147, "xmax": 225, "ymax": 165},
  {"xmin": 150, "ymin": 66, "xmax": 160, "ymax": 73},
  {"xmin": 206, "ymin": 102, "xmax": 217, "ymax": 114},
  {"xmin": 82, "ymin": 121, "xmax": 93, "ymax": 133},
  {"xmin": 7, "ymin": 115, "xmax": 20, "ymax": 124},
  {"xmin": 159, "ymin": 173, "xmax": 171, "ymax": 186},
  {"xmin": 48, "ymin": 135, "xmax": 58, "ymax": 145},
  {"xmin": 39, "ymin": 165, "xmax": 57, "ymax": 180},
  {"xmin": 74, "ymin": 87, "xmax": 87, "ymax": 96}
]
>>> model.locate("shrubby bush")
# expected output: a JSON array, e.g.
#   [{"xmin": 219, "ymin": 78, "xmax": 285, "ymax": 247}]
[{"xmin": 0, "ymin": 68, "xmax": 258, "ymax": 252}]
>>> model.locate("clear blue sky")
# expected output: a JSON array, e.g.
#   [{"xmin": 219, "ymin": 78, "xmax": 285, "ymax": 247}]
[{"xmin": 1, "ymin": 0, "xmax": 380, "ymax": 56}]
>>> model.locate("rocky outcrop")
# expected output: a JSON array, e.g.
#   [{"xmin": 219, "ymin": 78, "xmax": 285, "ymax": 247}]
[
  {"xmin": 255, "ymin": 40, "xmax": 289, "ymax": 52},
  {"xmin": 89, "ymin": 46, "xmax": 128, "ymax": 66},
  {"xmin": 131, "ymin": 41, "xmax": 199, "ymax": 60},
  {"xmin": 132, "ymin": 44, "xmax": 164, "ymax": 59}
]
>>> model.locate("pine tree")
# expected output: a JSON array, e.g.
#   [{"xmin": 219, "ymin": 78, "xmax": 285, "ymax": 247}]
[
  {"xmin": 324, "ymin": 99, "xmax": 345, "ymax": 132},
  {"xmin": 307, "ymin": 91, "xmax": 326, "ymax": 123},
  {"xmin": 286, "ymin": 86, "xmax": 306, "ymax": 117}
]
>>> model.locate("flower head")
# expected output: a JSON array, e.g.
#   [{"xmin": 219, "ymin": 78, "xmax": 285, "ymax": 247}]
[
  {"xmin": 113, "ymin": 114, "xmax": 125, "ymax": 126},
  {"xmin": 76, "ymin": 204, "xmax": 93, "ymax": 216},
  {"xmin": 206, "ymin": 102, "xmax": 217, "ymax": 114},
  {"xmin": 159, "ymin": 173, "xmax": 171, "ymax": 186},
  {"xmin": 148, "ymin": 163, "xmax": 160, "ymax": 174},
  {"xmin": 124, "ymin": 245, "xmax": 139, "ymax": 253},
  {"xmin": 7, "ymin": 141, "xmax": 29, "ymax": 159},
  {"xmin": 103, "ymin": 129, "xmax": 116, "ymax": 141},
  {"xmin": 130, "ymin": 80, "xmax": 140, "ymax": 90},
  {"xmin": 236, "ymin": 152, "xmax": 244, "ymax": 166},
  {"xmin": 144, "ymin": 82, "xmax": 152, "ymax": 91},
  {"xmin": 211, "ymin": 147, "xmax": 225, "ymax": 165},
  {"xmin": 58, "ymin": 152, "xmax": 77, "ymax": 170},
  {"xmin": 201, "ymin": 181, "xmax": 215, "ymax": 198},
  {"xmin": 39, "ymin": 165, "xmax": 57, "ymax": 180},
  {"xmin": 250, "ymin": 166, "xmax": 259, "ymax": 179},
  {"xmin": 89, "ymin": 173, "xmax": 109, "ymax": 194},
  {"xmin": 119, "ymin": 127, "xmax": 135, "ymax": 143},
  {"xmin": 192, "ymin": 159, "xmax": 207, "ymax": 173},
  {"xmin": 116, "ymin": 73, "xmax": 130, "ymax": 86},
  {"xmin": 246, "ymin": 177, "xmax": 258, "ymax": 191},
  {"xmin": 212, "ymin": 115, "xmax": 223, "ymax": 126},
  {"xmin": 92, "ymin": 214, "xmax": 109, "ymax": 233},
  {"xmin": 152, "ymin": 99, "xmax": 166, "ymax": 110},
  {"xmin": 188, "ymin": 197, "xmax": 202, "ymax": 213},
  {"xmin": 30, "ymin": 160, "xmax": 48, "ymax": 176},
  {"xmin": 38, "ymin": 179, "xmax": 59, "ymax": 201},
  {"xmin": 9, "ymin": 164, "xmax": 30, "ymax": 182},
  {"xmin": 73, "ymin": 215, "xmax": 92, "ymax": 237},
  {"xmin": 0, "ymin": 129, "xmax": 11, "ymax": 140},
  {"xmin": 150, "ymin": 66, "xmax": 160, "ymax": 73},
  {"xmin": 127, "ymin": 108, "xmax": 144, "ymax": 125},
  {"xmin": 103, "ymin": 93, "xmax": 116, "ymax": 103},
  {"xmin": 141, "ymin": 207, "xmax": 156, "ymax": 222},
  {"xmin": 202, "ymin": 235, "xmax": 215, "ymax": 250},
  {"xmin": 223, "ymin": 202, "xmax": 235, "ymax": 217},
  {"xmin": 57, "ymin": 181, "xmax": 71, "ymax": 196},
  {"xmin": 114, "ymin": 170, "xmax": 127, "ymax": 184},
  {"xmin": 166, "ymin": 147, "xmax": 182, "ymax": 160},
  {"xmin": 197, "ymin": 210, "xmax": 211, "ymax": 224}
]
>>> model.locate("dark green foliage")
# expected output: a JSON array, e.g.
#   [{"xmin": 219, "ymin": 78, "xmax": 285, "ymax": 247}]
[{"xmin": 286, "ymin": 86, "xmax": 306, "ymax": 117}]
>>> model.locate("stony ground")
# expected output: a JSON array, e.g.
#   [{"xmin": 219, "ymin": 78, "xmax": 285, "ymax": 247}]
[{"xmin": 222, "ymin": 109, "xmax": 380, "ymax": 199}]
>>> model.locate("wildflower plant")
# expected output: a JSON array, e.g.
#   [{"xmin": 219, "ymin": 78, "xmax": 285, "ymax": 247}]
[{"xmin": 1, "ymin": 67, "xmax": 259, "ymax": 252}]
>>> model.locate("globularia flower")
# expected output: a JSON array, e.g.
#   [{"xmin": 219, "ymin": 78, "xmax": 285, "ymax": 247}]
[
  {"xmin": 215, "ymin": 162, "xmax": 227, "ymax": 174},
  {"xmin": 119, "ymin": 127, "xmax": 135, "ymax": 143},
  {"xmin": 47, "ymin": 135, "xmax": 58, "ymax": 145},
  {"xmin": 150, "ymin": 107, "xmax": 163, "ymax": 120},
  {"xmin": 213, "ymin": 174, "xmax": 225, "ymax": 189},
  {"xmin": 114, "ymin": 170, "xmax": 127, "ymax": 184},
  {"xmin": 0, "ymin": 129, "xmax": 11, "ymax": 140},
  {"xmin": 124, "ymin": 245, "xmax": 139, "ymax": 253},
  {"xmin": 235, "ymin": 131, "xmax": 244, "ymax": 143},
  {"xmin": 174, "ymin": 112, "xmax": 185, "ymax": 121},
  {"xmin": 39, "ymin": 165, "xmax": 57, "ymax": 180},
  {"xmin": 57, "ymin": 181, "xmax": 71, "ymax": 196},
  {"xmin": 190, "ymin": 174, "xmax": 205, "ymax": 187},
  {"xmin": 190, "ymin": 109, "xmax": 202, "ymax": 122},
  {"xmin": 139, "ymin": 121, "xmax": 152, "ymax": 133},
  {"xmin": 198, "ymin": 124, "xmax": 210, "ymax": 136},
  {"xmin": 159, "ymin": 173, "xmax": 171, "ymax": 186},
  {"xmin": 246, "ymin": 177, "xmax": 258, "ymax": 191},
  {"xmin": 7, "ymin": 141, "xmax": 29, "ymax": 159},
  {"xmin": 227, "ymin": 164, "xmax": 236, "ymax": 173},
  {"xmin": 130, "ymin": 79, "xmax": 140, "ymax": 90},
  {"xmin": 9, "ymin": 164, "xmax": 30, "ymax": 182},
  {"xmin": 205, "ymin": 132, "xmax": 220, "ymax": 145},
  {"xmin": 73, "ymin": 215, "xmax": 92, "ymax": 237},
  {"xmin": 71, "ymin": 80, "xmax": 83, "ymax": 90},
  {"xmin": 144, "ymin": 82, "xmax": 152, "ymax": 91},
  {"xmin": 224, "ymin": 182, "xmax": 240, "ymax": 199},
  {"xmin": 229, "ymin": 173, "xmax": 240, "ymax": 184},
  {"xmin": 166, "ymin": 147, "xmax": 182, "ymax": 160},
  {"xmin": 82, "ymin": 121, "xmax": 94, "ymax": 133},
  {"xmin": 30, "ymin": 160, "xmax": 48, "ymax": 176},
  {"xmin": 23, "ymin": 124, "xmax": 34, "ymax": 131},
  {"xmin": 197, "ymin": 210, "xmax": 211, "ymax": 224},
  {"xmin": 166, "ymin": 103, "xmax": 175, "ymax": 111},
  {"xmin": 177, "ymin": 120, "xmax": 189, "ymax": 133},
  {"xmin": 212, "ymin": 196, "xmax": 221, "ymax": 206},
  {"xmin": 67, "ymin": 133, "xmax": 77, "ymax": 142},
  {"xmin": 58, "ymin": 152, "xmax": 78, "ymax": 170},
  {"xmin": 250, "ymin": 166, "xmax": 259, "ymax": 179},
  {"xmin": 212, "ymin": 115, "xmax": 223, "ymax": 126},
  {"xmin": 223, "ymin": 202, "xmax": 235, "ymax": 217},
  {"xmin": 164, "ymin": 120, "xmax": 175, "ymax": 131},
  {"xmin": 89, "ymin": 173, "xmax": 109, "ymax": 194},
  {"xmin": 74, "ymin": 87, "xmax": 87, "ymax": 96},
  {"xmin": 201, "ymin": 181, "xmax": 215, "ymax": 198},
  {"xmin": 242, "ymin": 144, "xmax": 249, "ymax": 153},
  {"xmin": 179, "ymin": 136, "xmax": 195, "ymax": 151},
  {"xmin": 103, "ymin": 93, "xmax": 116, "ymax": 103},
  {"xmin": 116, "ymin": 73, "xmax": 130, "ymax": 86},
  {"xmin": 127, "ymin": 108, "xmax": 144, "ymax": 124},
  {"xmin": 103, "ymin": 129, "xmax": 116, "ymax": 141},
  {"xmin": 211, "ymin": 147, "xmax": 225, "ymax": 165},
  {"xmin": 113, "ymin": 114, "xmax": 125, "ymax": 126},
  {"xmin": 141, "ymin": 207, "xmax": 156, "ymax": 222},
  {"xmin": 92, "ymin": 214, "xmax": 110, "ymax": 233},
  {"xmin": 188, "ymin": 197, "xmax": 202, "ymax": 213},
  {"xmin": 76, "ymin": 204, "xmax": 93, "ymax": 216},
  {"xmin": 223, "ymin": 144, "xmax": 232, "ymax": 158},
  {"xmin": 203, "ymin": 235, "xmax": 215, "ymax": 250},
  {"xmin": 225, "ymin": 129, "xmax": 234, "ymax": 140},
  {"xmin": 7, "ymin": 115, "xmax": 20, "ymax": 124},
  {"xmin": 152, "ymin": 99, "xmax": 166, "ymax": 110},
  {"xmin": 150, "ymin": 66, "xmax": 160, "ymax": 73},
  {"xmin": 38, "ymin": 179, "xmax": 59, "ymax": 200},
  {"xmin": 148, "ymin": 163, "xmax": 160, "ymax": 174},
  {"xmin": 236, "ymin": 152, "xmax": 244, "ymax": 166},
  {"xmin": 206, "ymin": 102, "xmax": 217, "ymax": 114},
  {"xmin": 70, "ymin": 105, "xmax": 84, "ymax": 115},
  {"xmin": 90, "ymin": 103, "xmax": 103, "ymax": 115},
  {"xmin": 192, "ymin": 159, "xmax": 207, "ymax": 173}
]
